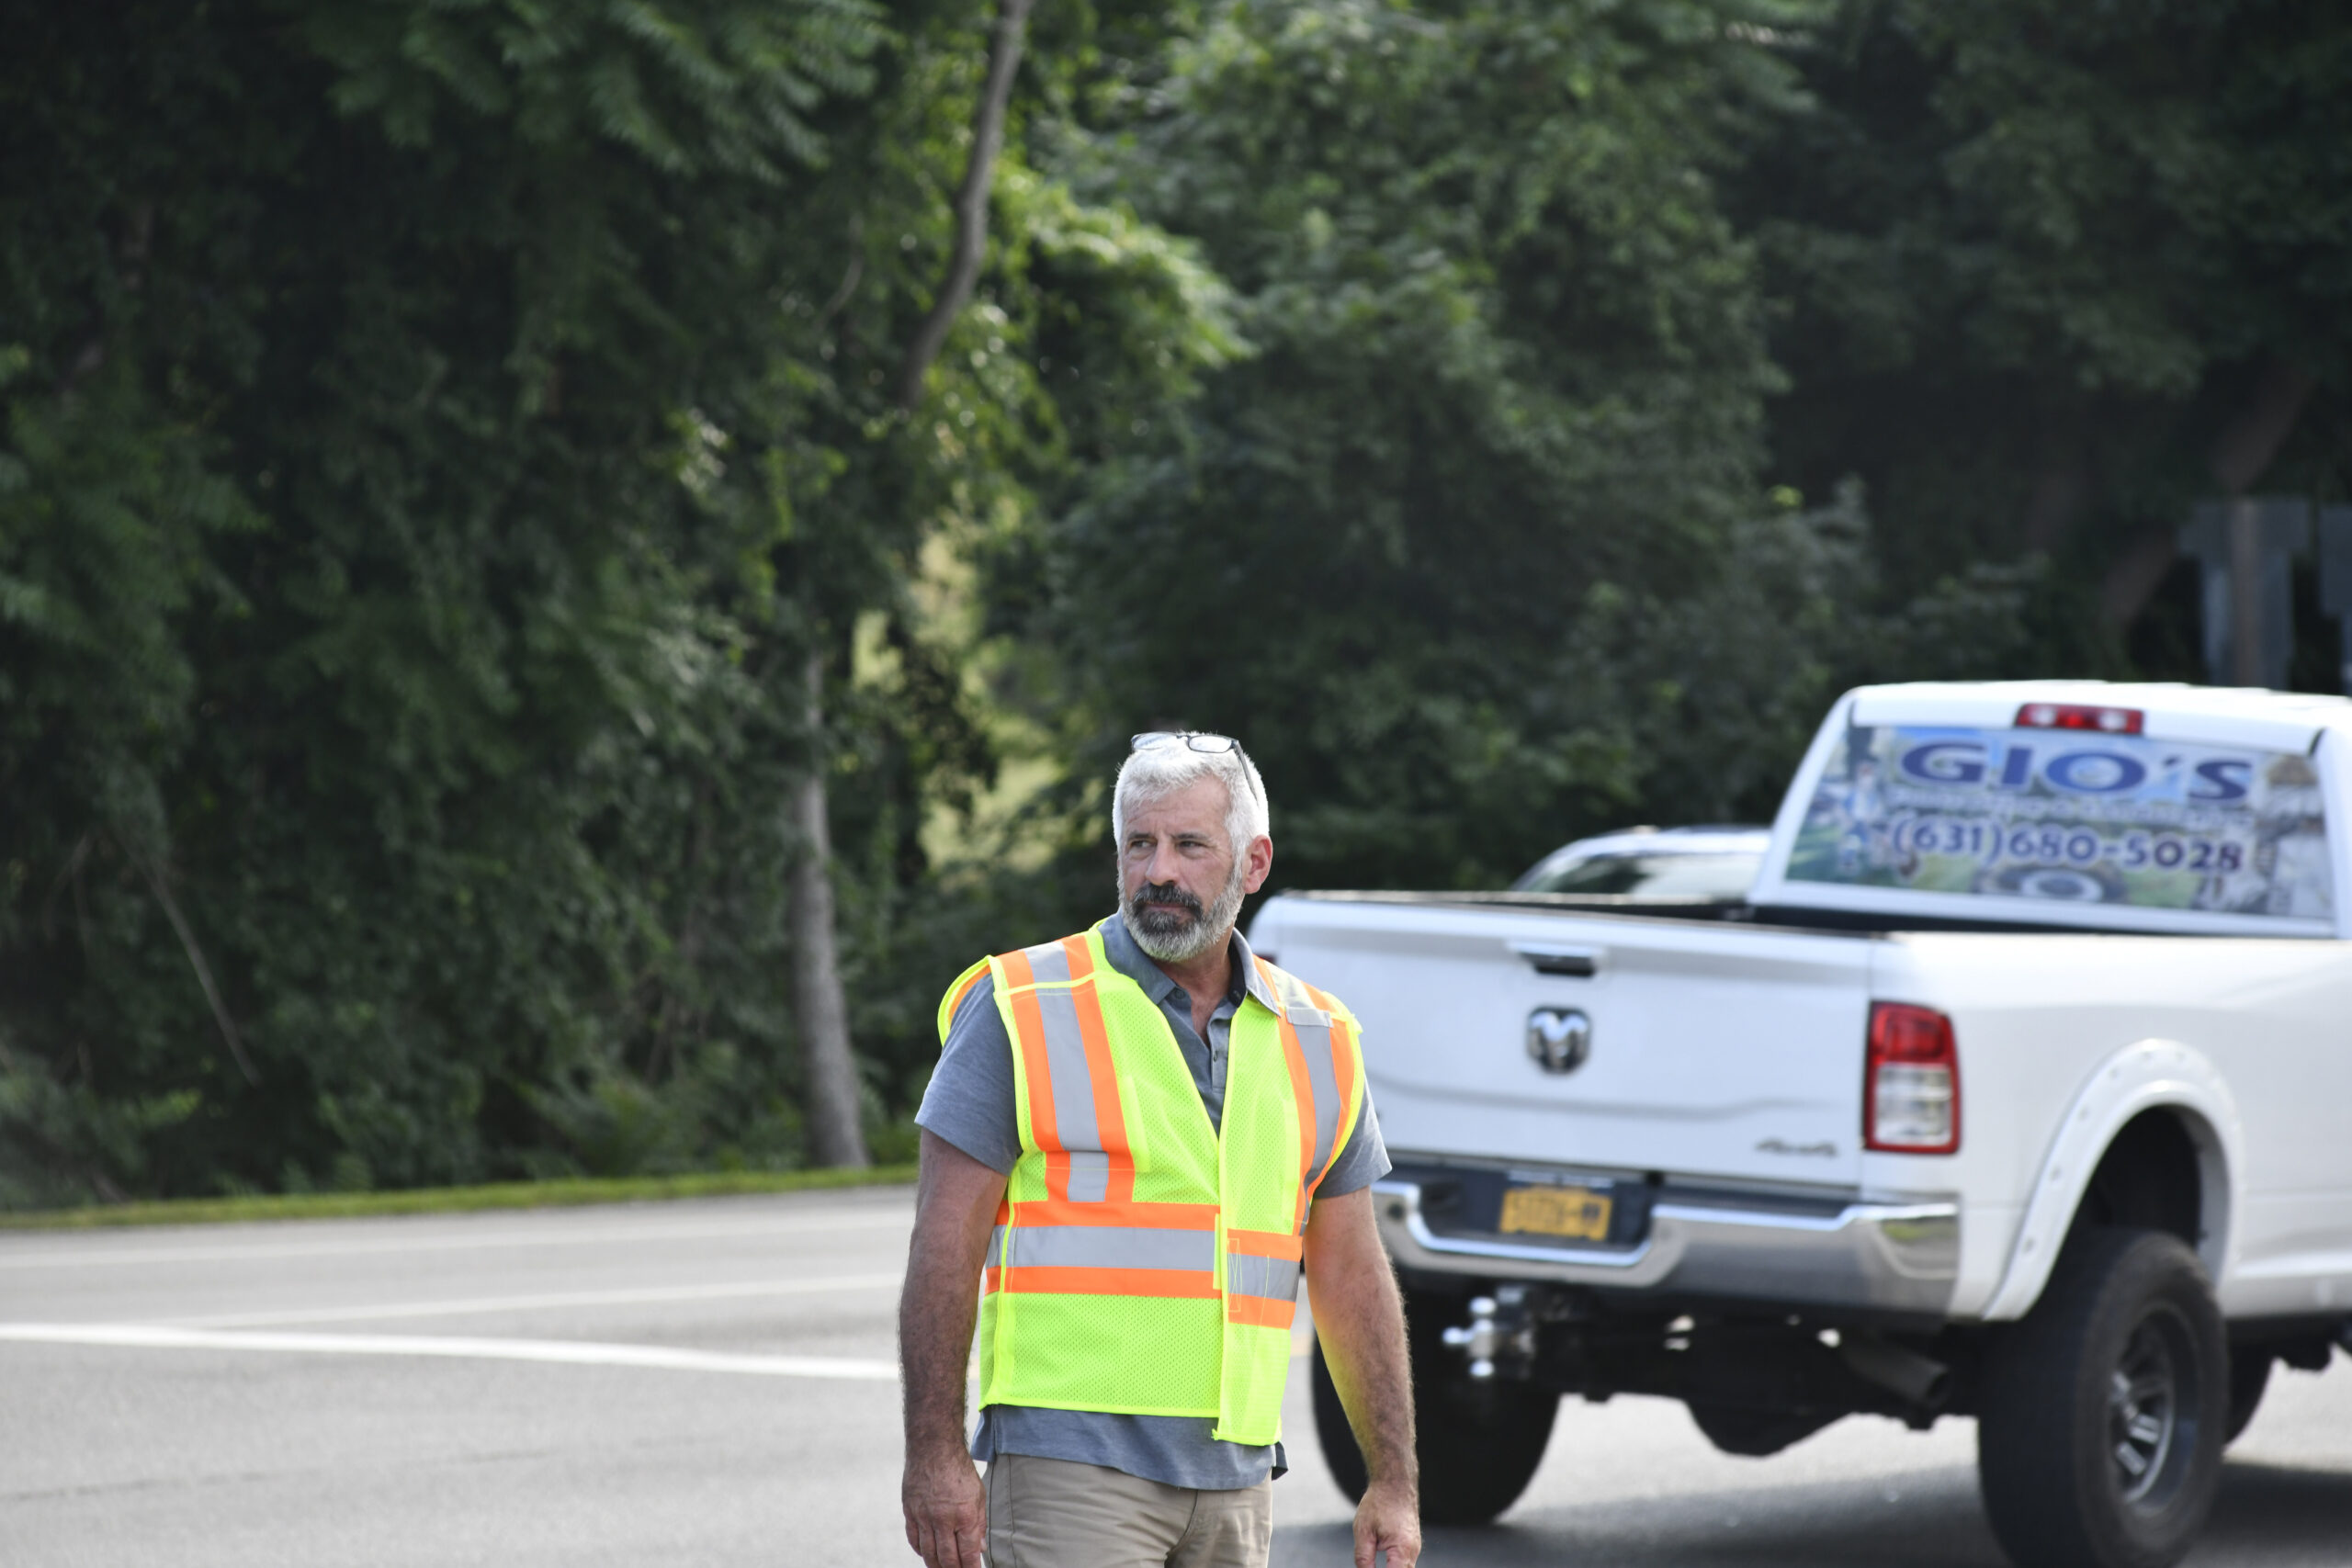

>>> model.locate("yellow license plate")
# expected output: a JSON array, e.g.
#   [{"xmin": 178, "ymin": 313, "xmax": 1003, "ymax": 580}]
[{"xmin": 1498, "ymin": 1184, "xmax": 1613, "ymax": 1241}]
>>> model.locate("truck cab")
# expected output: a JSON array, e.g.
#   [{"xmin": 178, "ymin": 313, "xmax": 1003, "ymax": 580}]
[{"xmin": 1254, "ymin": 681, "xmax": 2352, "ymax": 1568}]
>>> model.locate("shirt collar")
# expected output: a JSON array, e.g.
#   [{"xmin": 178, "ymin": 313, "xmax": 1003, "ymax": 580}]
[{"xmin": 1096, "ymin": 914, "xmax": 1281, "ymax": 1014}]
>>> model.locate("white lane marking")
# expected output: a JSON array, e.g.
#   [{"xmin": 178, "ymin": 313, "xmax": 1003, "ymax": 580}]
[
  {"xmin": 0, "ymin": 1207, "xmax": 912, "ymax": 1270},
  {"xmin": 163, "ymin": 1271, "xmax": 906, "ymax": 1328},
  {"xmin": 0, "ymin": 1323, "xmax": 900, "ymax": 1381}
]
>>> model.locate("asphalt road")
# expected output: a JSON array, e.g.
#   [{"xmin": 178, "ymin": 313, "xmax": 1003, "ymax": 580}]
[{"xmin": 5, "ymin": 1188, "xmax": 2348, "ymax": 1568}]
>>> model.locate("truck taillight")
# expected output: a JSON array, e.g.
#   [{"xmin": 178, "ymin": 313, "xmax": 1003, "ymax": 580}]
[
  {"xmin": 2015, "ymin": 702, "xmax": 2143, "ymax": 734},
  {"xmin": 1865, "ymin": 1003, "xmax": 1959, "ymax": 1154}
]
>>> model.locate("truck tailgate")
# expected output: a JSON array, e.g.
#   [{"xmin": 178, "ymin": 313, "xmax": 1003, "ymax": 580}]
[{"xmin": 1254, "ymin": 897, "xmax": 1874, "ymax": 1187}]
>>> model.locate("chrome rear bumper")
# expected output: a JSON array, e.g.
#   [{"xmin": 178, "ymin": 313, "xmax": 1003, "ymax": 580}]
[{"xmin": 1373, "ymin": 1175, "xmax": 1959, "ymax": 1314}]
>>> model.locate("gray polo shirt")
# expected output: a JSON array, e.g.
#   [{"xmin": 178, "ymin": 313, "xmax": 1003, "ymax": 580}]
[{"xmin": 914, "ymin": 915, "xmax": 1390, "ymax": 1491}]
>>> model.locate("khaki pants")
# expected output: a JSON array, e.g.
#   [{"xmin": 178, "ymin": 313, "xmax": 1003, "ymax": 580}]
[{"xmin": 984, "ymin": 1453, "xmax": 1273, "ymax": 1568}]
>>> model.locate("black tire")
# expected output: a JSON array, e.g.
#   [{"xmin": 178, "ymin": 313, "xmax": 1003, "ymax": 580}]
[
  {"xmin": 1311, "ymin": 1333, "xmax": 1557, "ymax": 1525},
  {"xmin": 2223, "ymin": 1348, "xmax": 2272, "ymax": 1445},
  {"xmin": 1977, "ymin": 1228, "xmax": 2227, "ymax": 1568}
]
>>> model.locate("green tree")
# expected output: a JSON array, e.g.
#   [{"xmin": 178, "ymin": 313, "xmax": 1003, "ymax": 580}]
[
  {"xmin": 0, "ymin": 0, "xmax": 896, "ymax": 1201},
  {"xmin": 30, "ymin": 0, "xmax": 2336, "ymax": 1207},
  {"xmin": 1743, "ymin": 0, "xmax": 2352, "ymax": 674},
  {"xmin": 0, "ymin": 0, "xmax": 1225, "ymax": 1204},
  {"xmin": 999, "ymin": 0, "xmax": 1821, "ymax": 889}
]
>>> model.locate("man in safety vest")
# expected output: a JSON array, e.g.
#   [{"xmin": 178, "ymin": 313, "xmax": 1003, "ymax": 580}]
[{"xmin": 899, "ymin": 732, "xmax": 1419, "ymax": 1568}]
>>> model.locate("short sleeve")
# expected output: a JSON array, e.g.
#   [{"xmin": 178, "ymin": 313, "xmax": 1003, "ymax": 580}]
[
  {"xmin": 914, "ymin": 971, "xmax": 1023, "ymax": 1175},
  {"xmin": 1314, "ymin": 1089, "xmax": 1390, "ymax": 1198}
]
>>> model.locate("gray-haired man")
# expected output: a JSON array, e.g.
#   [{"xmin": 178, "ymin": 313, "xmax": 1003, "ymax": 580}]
[{"xmin": 899, "ymin": 733, "xmax": 1420, "ymax": 1568}]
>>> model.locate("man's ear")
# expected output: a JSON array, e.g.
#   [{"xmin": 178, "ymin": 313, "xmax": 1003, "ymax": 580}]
[{"xmin": 1240, "ymin": 834, "xmax": 1273, "ymax": 895}]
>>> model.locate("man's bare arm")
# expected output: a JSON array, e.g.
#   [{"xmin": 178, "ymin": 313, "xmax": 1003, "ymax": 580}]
[
  {"xmin": 1304, "ymin": 1184, "xmax": 1421, "ymax": 1568},
  {"xmin": 899, "ymin": 1130, "xmax": 1007, "ymax": 1568}
]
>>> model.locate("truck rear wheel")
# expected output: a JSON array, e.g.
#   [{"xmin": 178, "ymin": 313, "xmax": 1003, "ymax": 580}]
[
  {"xmin": 1310, "ymin": 1334, "xmax": 1556, "ymax": 1525},
  {"xmin": 1976, "ymin": 1228, "xmax": 2226, "ymax": 1568}
]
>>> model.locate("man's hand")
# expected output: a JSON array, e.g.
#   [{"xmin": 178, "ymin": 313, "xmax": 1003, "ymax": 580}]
[
  {"xmin": 1305, "ymin": 1186, "xmax": 1421, "ymax": 1568},
  {"xmin": 899, "ymin": 1130, "xmax": 1008, "ymax": 1568},
  {"xmin": 1352, "ymin": 1476, "xmax": 1422, "ymax": 1568},
  {"xmin": 901, "ymin": 1443, "xmax": 988, "ymax": 1568}
]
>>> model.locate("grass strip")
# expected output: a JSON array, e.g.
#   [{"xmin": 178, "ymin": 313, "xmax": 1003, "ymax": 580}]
[{"xmin": 0, "ymin": 1165, "xmax": 919, "ymax": 1231}]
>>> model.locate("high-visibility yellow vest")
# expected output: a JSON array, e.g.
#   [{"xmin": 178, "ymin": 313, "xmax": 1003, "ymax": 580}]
[{"xmin": 935, "ymin": 923, "xmax": 1366, "ymax": 1446}]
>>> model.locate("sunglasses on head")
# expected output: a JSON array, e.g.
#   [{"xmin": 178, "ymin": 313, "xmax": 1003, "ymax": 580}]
[{"xmin": 1130, "ymin": 730, "xmax": 1263, "ymax": 804}]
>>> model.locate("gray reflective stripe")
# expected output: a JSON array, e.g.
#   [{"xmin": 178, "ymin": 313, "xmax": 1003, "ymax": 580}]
[
  {"xmin": 1225, "ymin": 1252, "xmax": 1301, "ymax": 1301},
  {"xmin": 1003, "ymin": 1225, "xmax": 1216, "ymax": 1271},
  {"xmin": 1256, "ymin": 967, "xmax": 1346, "ymax": 1184},
  {"xmin": 1022, "ymin": 941, "xmax": 1073, "ymax": 986},
  {"xmin": 1293, "ymin": 1014, "xmax": 1341, "ymax": 1184},
  {"xmin": 1067, "ymin": 1150, "xmax": 1110, "ymax": 1203},
  {"xmin": 1270, "ymin": 967, "xmax": 1330, "ymax": 1028},
  {"xmin": 1032, "ymin": 986, "xmax": 1105, "ymax": 1154}
]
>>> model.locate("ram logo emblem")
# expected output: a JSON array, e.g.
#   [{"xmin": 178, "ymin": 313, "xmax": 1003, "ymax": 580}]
[{"xmin": 1525, "ymin": 1007, "xmax": 1591, "ymax": 1075}]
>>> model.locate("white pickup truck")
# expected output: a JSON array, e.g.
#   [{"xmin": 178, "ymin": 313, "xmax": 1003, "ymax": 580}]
[{"xmin": 1250, "ymin": 681, "xmax": 2352, "ymax": 1568}]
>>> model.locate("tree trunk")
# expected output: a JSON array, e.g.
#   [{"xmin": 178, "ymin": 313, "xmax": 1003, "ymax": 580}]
[
  {"xmin": 790, "ymin": 649, "xmax": 870, "ymax": 1168},
  {"xmin": 2208, "ymin": 360, "xmax": 2314, "ymax": 494},
  {"xmin": 2100, "ymin": 358, "xmax": 2314, "ymax": 630},
  {"xmin": 791, "ymin": 0, "xmax": 1038, "ymax": 1167},
  {"xmin": 893, "ymin": 0, "xmax": 1037, "ymax": 413},
  {"xmin": 2019, "ymin": 444, "xmax": 2089, "ymax": 555}
]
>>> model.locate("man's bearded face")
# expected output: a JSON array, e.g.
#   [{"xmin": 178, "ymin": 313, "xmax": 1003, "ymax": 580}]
[
  {"xmin": 1122, "ymin": 855, "xmax": 1249, "ymax": 964},
  {"xmin": 1116, "ymin": 776, "xmax": 1251, "ymax": 964}
]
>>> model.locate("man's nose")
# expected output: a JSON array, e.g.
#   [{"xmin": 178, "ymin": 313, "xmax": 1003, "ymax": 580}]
[{"xmin": 1140, "ymin": 842, "xmax": 1184, "ymax": 886}]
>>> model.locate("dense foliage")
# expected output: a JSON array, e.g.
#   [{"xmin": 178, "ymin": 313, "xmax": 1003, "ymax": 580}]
[
  {"xmin": 1000, "ymin": 0, "xmax": 2037, "ymax": 893},
  {"xmin": 1746, "ymin": 0, "xmax": 2352, "ymax": 673},
  {"xmin": 0, "ymin": 0, "xmax": 1212, "ymax": 1202},
  {"xmin": 6, "ymin": 0, "xmax": 2348, "ymax": 1203}
]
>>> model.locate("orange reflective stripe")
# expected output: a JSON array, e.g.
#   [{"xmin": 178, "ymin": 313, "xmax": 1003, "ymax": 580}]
[
  {"xmin": 1254, "ymin": 955, "xmax": 1284, "ymax": 1002},
  {"xmin": 1226, "ymin": 1227, "xmax": 1304, "ymax": 1260},
  {"xmin": 1000, "ymin": 948, "xmax": 1067, "ymax": 1201},
  {"xmin": 1059, "ymin": 935, "xmax": 1136, "ymax": 1203},
  {"xmin": 1331, "ymin": 1013, "xmax": 1359, "ymax": 1135},
  {"xmin": 1312, "ymin": 1011, "xmax": 1359, "ymax": 1198},
  {"xmin": 1012, "ymin": 1199, "xmax": 1219, "ymax": 1231},
  {"xmin": 1226, "ymin": 1294, "xmax": 1295, "ymax": 1328},
  {"xmin": 986, "ymin": 1266, "xmax": 1218, "ymax": 1300}
]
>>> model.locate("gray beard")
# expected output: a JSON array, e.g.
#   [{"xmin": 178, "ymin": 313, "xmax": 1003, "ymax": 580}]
[{"xmin": 1119, "ymin": 861, "xmax": 1250, "ymax": 965}]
